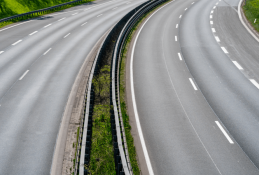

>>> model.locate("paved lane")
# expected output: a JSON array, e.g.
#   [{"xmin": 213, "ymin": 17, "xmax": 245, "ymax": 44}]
[
  {"xmin": 131, "ymin": 0, "xmax": 259, "ymax": 174},
  {"xmin": 0, "ymin": 0, "xmax": 146, "ymax": 174}
]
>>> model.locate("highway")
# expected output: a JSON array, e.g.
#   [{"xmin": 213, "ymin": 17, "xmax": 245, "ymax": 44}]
[
  {"xmin": 0, "ymin": 0, "xmax": 146, "ymax": 174},
  {"xmin": 131, "ymin": 0, "xmax": 259, "ymax": 174}
]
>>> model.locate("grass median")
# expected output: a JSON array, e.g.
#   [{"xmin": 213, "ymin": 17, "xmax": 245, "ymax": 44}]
[{"xmin": 243, "ymin": 0, "xmax": 259, "ymax": 32}]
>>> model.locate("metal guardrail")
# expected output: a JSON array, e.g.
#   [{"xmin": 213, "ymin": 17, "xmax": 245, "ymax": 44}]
[{"xmin": 0, "ymin": 0, "xmax": 88, "ymax": 23}]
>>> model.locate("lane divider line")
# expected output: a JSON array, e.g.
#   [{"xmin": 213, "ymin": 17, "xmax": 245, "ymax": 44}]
[
  {"xmin": 179, "ymin": 15, "xmax": 182, "ymax": 18},
  {"xmin": 176, "ymin": 24, "xmax": 178, "ymax": 28},
  {"xmin": 29, "ymin": 31, "xmax": 38, "ymax": 36},
  {"xmin": 97, "ymin": 14, "xmax": 103, "ymax": 17},
  {"xmin": 0, "ymin": 51, "xmax": 4, "ymax": 54},
  {"xmin": 175, "ymin": 36, "xmax": 177, "ymax": 41},
  {"xmin": 58, "ymin": 17, "xmax": 66, "ymax": 21},
  {"xmin": 192, "ymin": 2, "xmax": 195, "ymax": 4},
  {"xmin": 189, "ymin": 78, "xmax": 198, "ymax": 90},
  {"xmin": 221, "ymin": 47, "xmax": 228, "ymax": 53},
  {"xmin": 232, "ymin": 61, "xmax": 243, "ymax": 70},
  {"xmin": 215, "ymin": 121, "xmax": 234, "ymax": 144},
  {"xmin": 44, "ymin": 24, "xmax": 52, "ymax": 28},
  {"xmin": 212, "ymin": 28, "xmax": 216, "ymax": 32},
  {"xmin": 215, "ymin": 36, "xmax": 220, "ymax": 42},
  {"xmin": 178, "ymin": 53, "xmax": 182, "ymax": 60},
  {"xmin": 250, "ymin": 79, "xmax": 259, "ymax": 89},
  {"xmin": 43, "ymin": 48, "xmax": 52, "ymax": 55},
  {"xmin": 72, "ymin": 13, "xmax": 78, "ymax": 15},
  {"xmin": 211, "ymin": 10, "xmax": 214, "ymax": 13},
  {"xmin": 64, "ymin": 33, "xmax": 71, "ymax": 38},
  {"xmin": 185, "ymin": 8, "xmax": 188, "ymax": 10},
  {"xmin": 210, "ymin": 21, "xmax": 213, "ymax": 24},
  {"xmin": 81, "ymin": 22, "xmax": 88, "ymax": 26},
  {"xmin": 12, "ymin": 40, "xmax": 22, "ymax": 46},
  {"xmin": 210, "ymin": 15, "xmax": 213, "ymax": 19},
  {"xmin": 19, "ymin": 70, "xmax": 29, "ymax": 80},
  {"xmin": 213, "ymin": 6, "xmax": 216, "ymax": 9},
  {"xmin": 112, "ymin": 7, "xmax": 118, "ymax": 10}
]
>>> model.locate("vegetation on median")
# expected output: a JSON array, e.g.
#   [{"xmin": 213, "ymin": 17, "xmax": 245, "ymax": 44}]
[{"xmin": 243, "ymin": 0, "xmax": 259, "ymax": 32}]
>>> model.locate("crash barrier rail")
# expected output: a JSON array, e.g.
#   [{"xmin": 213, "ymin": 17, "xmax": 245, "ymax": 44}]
[
  {"xmin": 0, "ymin": 0, "xmax": 88, "ymax": 23},
  {"xmin": 74, "ymin": 0, "xmax": 167, "ymax": 174}
]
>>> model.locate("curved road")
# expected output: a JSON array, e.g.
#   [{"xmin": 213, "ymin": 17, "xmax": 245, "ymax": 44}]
[
  {"xmin": 131, "ymin": 0, "xmax": 259, "ymax": 174},
  {"xmin": 0, "ymin": 0, "xmax": 146, "ymax": 174}
]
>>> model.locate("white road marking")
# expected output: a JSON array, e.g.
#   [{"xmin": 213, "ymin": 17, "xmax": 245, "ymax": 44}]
[
  {"xmin": 19, "ymin": 70, "xmax": 29, "ymax": 80},
  {"xmin": 44, "ymin": 24, "xmax": 52, "ymax": 28},
  {"xmin": 58, "ymin": 17, "xmax": 66, "ymax": 21},
  {"xmin": 185, "ymin": 8, "xmax": 188, "ymax": 10},
  {"xmin": 250, "ymin": 79, "xmax": 259, "ymax": 89},
  {"xmin": 178, "ymin": 53, "xmax": 182, "ymax": 60},
  {"xmin": 0, "ymin": 51, "xmax": 4, "ymax": 54},
  {"xmin": 72, "ymin": 13, "xmax": 78, "ymax": 15},
  {"xmin": 179, "ymin": 15, "xmax": 182, "ymax": 18},
  {"xmin": 210, "ymin": 21, "xmax": 213, "ymax": 24},
  {"xmin": 215, "ymin": 36, "xmax": 220, "ymax": 42},
  {"xmin": 215, "ymin": 121, "xmax": 234, "ymax": 144},
  {"xmin": 192, "ymin": 2, "xmax": 195, "ymax": 4},
  {"xmin": 212, "ymin": 28, "xmax": 216, "ymax": 32},
  {"xmin": 176, "ymin": 24, "xmax": 178, "ymax": 28},
  {"xmin": 64, "ymin": 33, "xmax": 70, "ymax": 38},
  {"xmin": 213, "ymin": 6, "xmax": 216, "ymax": 9},
  {"xmin": 126, "ymin": 2, "xmax": 131, "ymax": 4},
  {"xmin": 210, "ymin": 15, "xmax": 213, "ymax": 19},
  {"xmin": 175, "ymin": 36, "xmax": 177, "ymax": 41},
  {"xmin": 0, "ymin": 21, "xmax": 31, "ymax": 32},
  {"xmin": 97, "ymin": 14, "xmax": 103, "ymax": 17},
  {"xmin": 29, "ymin": 31, "xmax": 38, "ymax": 36},
  {"xmin": 216, "ymin": 2, "xmax": 218, "ymax": 5},
  {"xmin": 254, "ymin": 19, "xmax": 257, "ymax": 23},
  {"xmin": 221, "ymin": 47, "xmax": 228, "ymax": 53},
  {"xmin": 211, "ymin": 10, "xmax": 214, "ymax": 13},
  {"xmin": 81, "ymin": 22, "xmax": 87, "ymax": 26},
  {"xmin": 189, "ymin": 78, "xmax": 198, "ymax": 90},
  {"xmin": 43, "ymin": 48, "xmax": 52, "ymax": 55},
  {"xmin": 232, "ymin": 61, "xmax": 243, "ymax": 70},
  {"xmin": 12, "ymin": 40, "xmax": 22, "ymax": 45},
  {"xmin": 112, "ymin": 7, "xmax": 118, "ymax": 10}
]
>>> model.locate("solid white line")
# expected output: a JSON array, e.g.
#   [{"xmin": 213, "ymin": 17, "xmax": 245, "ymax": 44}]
[
  {"xmin": 211, "ymin": 10, "xmax": 214, "ymax": 13},
  {"xmin": 210, "ymin": 21, "xmax": 213, "ymax": 24},
  {"xmin": 12, "ymin": 40, "xmax": 22, "ymax": 45},
  {"xmin": 43, "ymin": 48, "xmax": 52, "ymax": 55},
  {"xmin": 0, "ymin": 51, "xmax": 4, "ymax": 54},
  {"xmin": 58, "ymin": 17, "xmax": 66, "ymax": 21},
  {"xmin": 178, "ymin": 53, "xmax": 182, "ymax": 60},
  {"xmin": 221, "ymin": 47, "xmax": 228, "ymax": 53},
  {"xmin": 215, "ymin": 36, "xmax": 220, "ymax": 42},
  {"xmin": 232, "ymin": 61, "xmax": 243, "ymax": 70},
  {"xmin": 250, "ymin": 79, "xmax": 259, "ymax": 89},
  {"xmin": 81, "ymin": 22, "xmax": 87, "ymax": 26},
  {"xmin": 185, "ymin": 8, "xmax": 188, "ymax": 10},
  {"xmin": 175, "ymin": 36, "xmax": 177, "ymax": 41},
  {"xmin": 19, "ymin": 70, "xmax": 29, "ymax": 80},
  {"xmin": 29, "ymin": 31, "xmax": 38, "ymax": 36},
  {"xmin": 212, "ymin": 28, "xmax": 216, "ymax": 32},
  {"xmin": 64, "ymin": 33, "xmax": 70, "ymax": 38},
  {"xmin": 44, "ymin": 24, "xmax": 52, "ymax": 28},
  {"xmin": 97, "ymin": 14, "xmax": 103, "ymax": 17},
  {"xmin": 130, "ymin": 2, "xmax": 180, "ymax": 174},
  {"xmin": 210, "ymin": 15, "xmax": 213, "ymax": 19},
  {"xmin": 189, "ymin": 78, "xmax": 198, "ymax": 90},
  {"xmin": 179, "ymin": 15, "xmax": 182, "ymax": 18},
  {"xmin": 215, "ymin": 121, "xmax": 234, "ymax": 144},
  {"xmin": 72, "ymin": 13, "xmax": 78, "ymax": 15},
  {"xmin": 176, "ymin": 24, "xmax": 178, "ymax": 28}
]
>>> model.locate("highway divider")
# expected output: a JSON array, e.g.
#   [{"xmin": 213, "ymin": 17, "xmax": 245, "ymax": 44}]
[{"xmin": 74, "ymin": 0, "xmax": 168, "ymax": 174}]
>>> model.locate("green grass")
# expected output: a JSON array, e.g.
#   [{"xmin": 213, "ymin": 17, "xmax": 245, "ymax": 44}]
[
  {"xmin": 0, "ymin": 0, "xmax": 93, "ymax": 28},
  {"xmin": 87, "ymin": 66, "xmax": 116, "ymax": 174},
  {"xmin": 243, "ymin": 0, "xmax": 259, "ymax": 32}
]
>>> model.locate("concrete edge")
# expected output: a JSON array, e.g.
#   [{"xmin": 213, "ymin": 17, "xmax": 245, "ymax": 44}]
[
  {"xmin": 50, "ymin": 31, "xmax": 110, "ymax": 175},
  {"xmin": 238, "ymin": 0, "xmax": 259, "ymax": 42}
]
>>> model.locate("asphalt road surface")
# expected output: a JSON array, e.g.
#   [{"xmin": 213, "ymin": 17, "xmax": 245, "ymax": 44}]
[
  {"xmin": 132, "ymin": 0, "xmax": 259, "ymax": 174},
  {"xmin": 0, "ymin": 0, "xmax": 146, "ymax": 174}
]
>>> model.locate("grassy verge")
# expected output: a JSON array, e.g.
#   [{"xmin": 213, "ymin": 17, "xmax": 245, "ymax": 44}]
[
  {"xmin": 0, "ymin": 0, "xmax": 93, "ymax": 28},
  {"xmin": 87, "ymin": 65, "xmax": 116, "ymax": 174},
  {"xmin": 119, "ymin": 1, "xmax": 170, "ymax": 174},
  {"xmin": 243, "ymin": 0, "xmax": 259, "ymax": 32}
]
